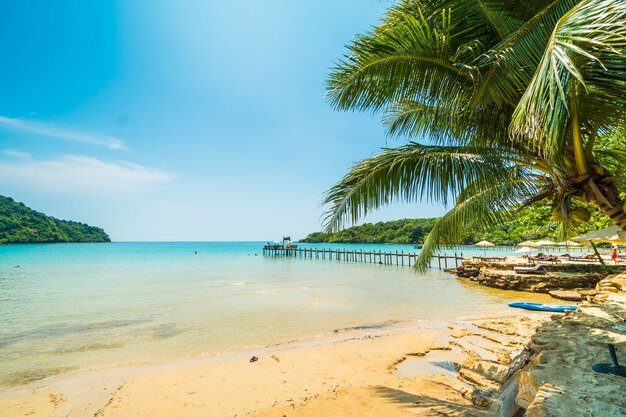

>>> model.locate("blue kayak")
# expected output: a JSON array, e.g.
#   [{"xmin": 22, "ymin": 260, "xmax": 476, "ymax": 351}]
[{"xmin": 508, "ymin": 302, "xmax": 577, "ymax": 313}]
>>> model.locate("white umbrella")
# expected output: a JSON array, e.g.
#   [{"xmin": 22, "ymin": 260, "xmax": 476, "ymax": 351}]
[
  {"xmin": 517, "ymin": 240, "xmax": 538, "ymax": 247},
  {"xmin": 570, "ymin": 226, "xmax": 626, "ymax": 266},
  {"xmin": 535, "ymin": 240, "xmax": 557, "ymax": 246},
  {"xmin": 571, "ymin": 226, "xmax": 626, "ymax": 244},
  {"xmin": 513, "ymin": 247, "xmax": 538, "ymax": 254},
  {"xmin": 475, "ymin": 240, "xmax": 495, "ymax": 256}
]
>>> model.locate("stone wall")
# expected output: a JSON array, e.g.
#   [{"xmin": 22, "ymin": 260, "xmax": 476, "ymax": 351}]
[{"xmin": 451, "ymin": 259, "xmax": 626, "ymax": 297}]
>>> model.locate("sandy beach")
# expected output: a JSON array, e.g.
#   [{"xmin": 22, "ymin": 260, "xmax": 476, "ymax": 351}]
[
  {"xmin": 2, "ymin": 272, "xmax": 625, "ymax": 417},
  {"xmin": 0, "ymin": 311, "xmax": 547, "ymax": 417}
]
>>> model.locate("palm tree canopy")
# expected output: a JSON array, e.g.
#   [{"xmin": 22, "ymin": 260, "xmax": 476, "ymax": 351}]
[{"xmin": 324, "ymin": 0, "xmax": 626, "ymax": 269}]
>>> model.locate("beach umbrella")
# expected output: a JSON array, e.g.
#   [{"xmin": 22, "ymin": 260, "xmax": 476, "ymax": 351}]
[
  {"xmin": 534, "ymin": 240, "xmax": 557, "ymax": 246},
  {"xmin": 475, "ymin": 240, "xmax": 495, "ymax": 256},
  {"xmin": 571, "ymin": 226, "xmax": 626, "ymax": 244},
  {"xmin": 513, "ymin": 246, "xmax": 539, "ymax": 264},
  {"xmin": 517, "ymin": 240, "xmax": 538, "ymax": 247},
  {"xmin": 571, "ymin": 226, "xmax": 626, "ymax": 266},
  {"xmin": 513, "ymin": 247, "xmax": 538, "ymax": 254}
]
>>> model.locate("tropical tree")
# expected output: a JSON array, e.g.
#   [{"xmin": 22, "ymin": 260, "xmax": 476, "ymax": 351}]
[{"xmin": 322, "ymin": 0, "xmax": 626, "ymax": 268}]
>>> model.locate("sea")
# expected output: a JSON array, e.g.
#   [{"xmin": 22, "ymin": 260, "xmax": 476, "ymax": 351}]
[{"xmin": 0, "ymin": 241, "xmax": 558, "ymax": 389}]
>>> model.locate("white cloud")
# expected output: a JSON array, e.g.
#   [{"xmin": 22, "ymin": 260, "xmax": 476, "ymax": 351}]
[
  {"xmin": 0, "ymin": 116, "xmax": 127, "ymax": 150},
  {"xmin": 0, "ymin": 155, "xmax": 175, "ymax": 195},
  {"xmin": 2, "ymin": 149, "xmax": 32, "ymax": 159}
]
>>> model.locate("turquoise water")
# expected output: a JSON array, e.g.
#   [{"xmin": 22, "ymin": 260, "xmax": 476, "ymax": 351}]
[{"xmin": 0, "ymin": 242, "xmax": 551, "ymax": 389}]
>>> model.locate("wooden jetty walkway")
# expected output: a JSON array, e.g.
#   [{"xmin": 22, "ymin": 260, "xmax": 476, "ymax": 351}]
[{"xmin": 262, "ymin": 245, "xmax": 465, "ymax": 269}]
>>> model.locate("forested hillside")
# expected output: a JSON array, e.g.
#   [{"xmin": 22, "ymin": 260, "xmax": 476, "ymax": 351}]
[
  {"xmin": 0, "ymin": 196, "xmax": 110, "ymax": 244},
  {"xmin": 301, "ymin": 218, "xmax": 436, "ymax": 244},
  {"xmin": 302, "ymin": 205, "xmax": 611, "ymax": 245}
]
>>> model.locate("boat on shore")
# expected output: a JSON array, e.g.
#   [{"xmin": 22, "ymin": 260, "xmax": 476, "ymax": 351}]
[{"xmin": 508, "ymin": 302, "xmax": 576, "ymax": 313}]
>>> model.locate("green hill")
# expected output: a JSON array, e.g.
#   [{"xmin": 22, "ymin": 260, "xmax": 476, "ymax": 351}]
[
  {"xmin": 301, "ymin": 204, "xmax": 612, "ymax": 245},
  {"xmin": 0, "ymin": 196, "xmax": 110, "ymax": 244},
  {"xmin": 300, "ymin": 218, "xmax": 437, "ymax": 244}
]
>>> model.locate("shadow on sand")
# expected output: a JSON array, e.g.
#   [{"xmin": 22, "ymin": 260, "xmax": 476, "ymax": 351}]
[{"xmin": 372, "ymin": 383, "xmax": 489, "ymax": 416}]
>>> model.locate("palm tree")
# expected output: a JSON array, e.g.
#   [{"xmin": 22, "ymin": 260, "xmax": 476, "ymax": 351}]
[{"xmin": 323, "ymin": 0, "xmax": 626, "ymax": 268}]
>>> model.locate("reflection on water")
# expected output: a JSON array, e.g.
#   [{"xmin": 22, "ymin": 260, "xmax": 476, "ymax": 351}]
[{"xmin": 0, "ymin": 242, "xmax": 553, "ymax": 389}]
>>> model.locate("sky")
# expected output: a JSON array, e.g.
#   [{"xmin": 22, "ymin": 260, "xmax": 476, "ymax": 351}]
[{"xmin": 0, "ymin": 0, "xmax": 446, "ymax": 241}]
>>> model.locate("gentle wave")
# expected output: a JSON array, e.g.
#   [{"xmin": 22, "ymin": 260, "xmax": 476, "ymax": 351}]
[
  {"xmin": 5, "ymin": 366, "xmax": 77, "ymax": 387},
  {"xmin": 0, "ymin": 317, "xmax": 154, "ymax": 349}
]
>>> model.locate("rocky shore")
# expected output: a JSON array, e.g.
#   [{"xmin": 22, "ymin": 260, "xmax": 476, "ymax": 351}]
[
  {"xmin": 442, "ymin": 260, "xmax": 626, "ymax": 416},
  {"xmin": 494, "ymin": 273, "xmax": 626, "ymax": 416},
  {"xmin": 451, "ymin": 258, "xmax": 626, "ymax": 300}
]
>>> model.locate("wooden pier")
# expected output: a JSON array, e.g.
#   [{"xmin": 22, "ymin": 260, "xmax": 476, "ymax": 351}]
[{"xmin": 262, "ymin": 245, "xmax": 464, "ymax": 269}]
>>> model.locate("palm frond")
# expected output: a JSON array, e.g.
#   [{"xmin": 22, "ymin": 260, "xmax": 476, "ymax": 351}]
[
  {"xmin": 471, "ymin": 0, "xmax": 580, "ymax": 107},
  {"xmin": 382, "ymin": 98, "xmax": 513, "ymax": 148},
  {"xmin": 322, "ymin": 143, "xmax": 513, "ymax": 232},
  {"xmin": 594, "ymin": 149, "xmax": 626, "ymax": 177},
  {"xmin": 415, "ymin": 173, "xmax": 543, "ymax": 270},
  {"xmin": 511, "ymin": 0, "xmax": 626, "ymax": 161},
  {"xmin": 326, "ymin": 5, "xmax": 475, "ymax": 114}
]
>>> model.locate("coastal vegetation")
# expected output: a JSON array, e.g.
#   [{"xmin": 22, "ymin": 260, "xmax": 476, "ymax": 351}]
[
  {"xmin": 302, "ymin": 218, "xmax": 437, "ymax": 244},
  {"xmin": 303, "ymin": 203, "xmax": 611, "ymax": 245},
  {"xmin": 323, "ymin": 0, "xmax": 626, "ymax": 268},
  {"xmin": 0, "ymin": 196, "xmax": 110, "ymax": 244}
]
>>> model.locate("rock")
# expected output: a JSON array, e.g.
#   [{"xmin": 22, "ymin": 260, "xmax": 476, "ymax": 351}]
[
  {"xmin": 451, "ymin": 258, "xmax": 614, "ymax": 293},
  {"xmin": 494, "ymin": 276, "xmax": 626, "ymax": 416},
  {"xmin": 502, "ymin": 349, "xmax": 532, "ymax": 381},
  {"xmin": 483, "ymin": 361, "xmax": 510, "ymax": 384},
  {"xmin": 495, "ymin": 349, "xmax": 514, "ymax": 365},
  {"xmin": 577, "ymin": 289, "xmax": 598, "ymax": 296},
  {"xmin": 465, "ymin": 359, "xmax": 509, "ymax": 384},
  {"xmin": 527, "ymin": 339, "xmax": 551, "ymax": 354},
  {"xmin": 470, "ymin": 388, "xmax": 495, "ymax": 408},
  {"xmin": 548, "ymin": 290, "xmax": 582, "ymax": 301},
  {"xmin": 497, "ymin": 371, "xmax": 522, "ymax": 417},
  {"xmin": 525, "ymin": 384, "xmax": 565, "ymax": 417},
  {"xmin": 515, "ymin": 371, "xmax": 538, "ymax": 409},
  {"xmin": 458, "ymin": 368, "xmax": 498, "ymax": 390},
  {"xmin": 448, "ymin": 326, "xmax": 480, "ymax": 339}
]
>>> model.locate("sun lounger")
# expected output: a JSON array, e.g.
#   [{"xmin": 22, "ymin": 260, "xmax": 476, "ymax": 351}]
[
  {"xmin": 472, "ymin": 256, "xmax": 507, "ymax": 262},
  {"xmin": 528, "ymin": 255, "xmax": 561, "ymax": 264},
  {"xmin": 514, "ymin": 264, "xmax": 545, "ymax": 274},
  {"xmin": 564, "ymin": 254, "xmax": 599, "ymax": 262}
]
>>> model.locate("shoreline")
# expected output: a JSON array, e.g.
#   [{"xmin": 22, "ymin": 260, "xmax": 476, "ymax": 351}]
[{"xmin": 0, "ymin": 309, "xmax": 550, "ymax": 417}]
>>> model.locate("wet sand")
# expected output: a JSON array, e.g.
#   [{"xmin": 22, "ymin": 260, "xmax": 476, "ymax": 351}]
[{"xmin": 0, "ymin": 311, "xmax": 549, "ymax": 417}]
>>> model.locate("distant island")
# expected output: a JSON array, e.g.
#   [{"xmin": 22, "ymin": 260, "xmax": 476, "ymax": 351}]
[
  {"xmin": 0, "ymin": 196, "xmax": 110, "ymax": 244},
  {"xmin": 301, "ymin": 218, "xmax": 437, "ymax": 244}
]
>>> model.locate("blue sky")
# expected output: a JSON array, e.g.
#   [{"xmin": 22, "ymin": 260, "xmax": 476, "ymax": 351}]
[{"xmin": 0, "ymin": 0, "xmax": 446, "ymax": 241}]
